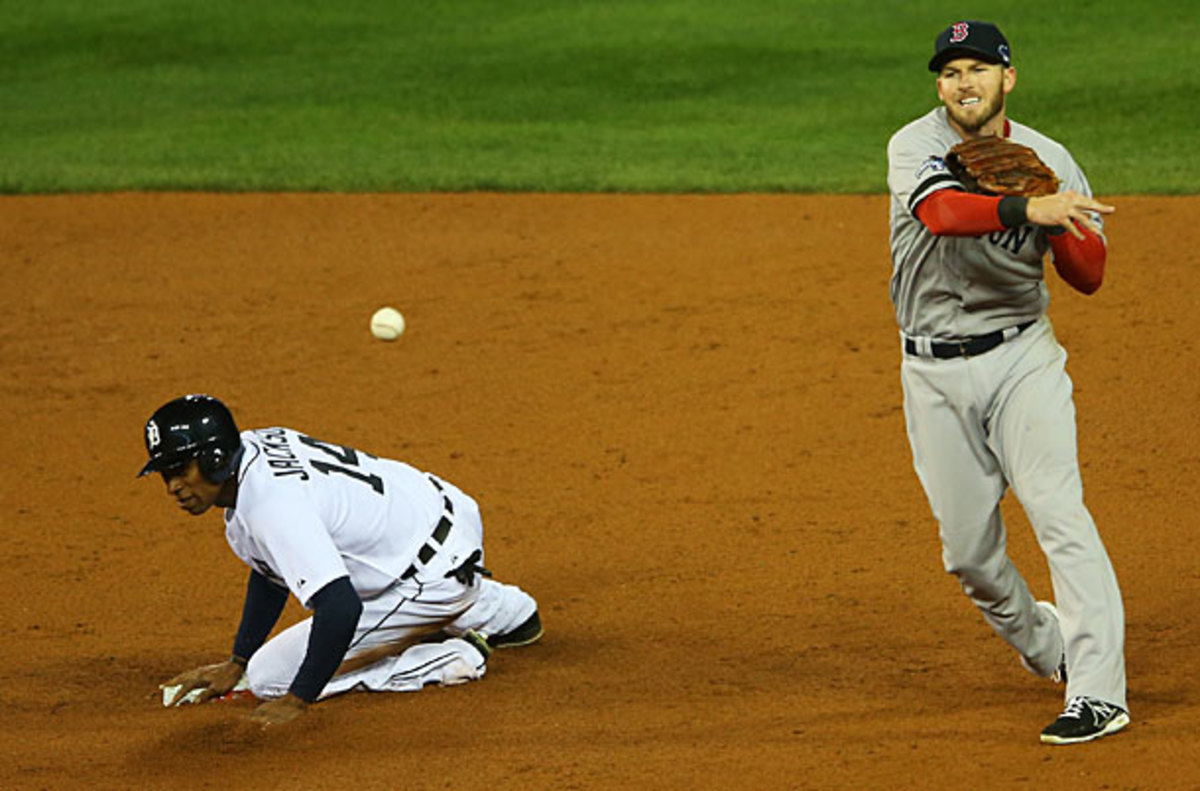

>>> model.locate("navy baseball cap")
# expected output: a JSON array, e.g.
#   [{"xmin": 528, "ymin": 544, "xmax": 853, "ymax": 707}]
[{"xmin": 929, "ymin": 21, "xmax": 1011, "ymax": 72}]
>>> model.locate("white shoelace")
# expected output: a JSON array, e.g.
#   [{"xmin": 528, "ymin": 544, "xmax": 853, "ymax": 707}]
[{"xmin": 1062, "ymin": 696, "xmax": 1116, "ymax": 721}]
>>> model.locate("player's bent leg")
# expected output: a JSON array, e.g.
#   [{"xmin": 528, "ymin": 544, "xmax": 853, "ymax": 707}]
[
  {"xmin": 246, "ymin": 625, "xmax": 490, "ymax": 700},
  {"xmin": 448, "ymin": 578, "xmax": 541, "ymax": 648},
  {"xmin": 902, "ymin": 358, "xmax": 1056, "ymax": 670},
  {"xmin": 244, "ymin": 617, "xmax": 311, "ymax": 699},
  {"xmin": 938, "ymin": 506, "xmax": 1057, "ymax": 669},
  {"xmin": 1019, "ymin": 601, "xmax": 1067, "ymax": 681},
  {"xmin": 323, "ymin": 633, "xmax": 490, "ymax": 696},
  {"xmin": 245, "ymin": 575, "xmax": 482, "ymax": 700}
]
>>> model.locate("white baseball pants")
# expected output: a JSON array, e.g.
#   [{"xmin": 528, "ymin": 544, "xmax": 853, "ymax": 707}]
[{"xmin": 245, "ymin": 477, "xmax": 538, "ymax": 700}]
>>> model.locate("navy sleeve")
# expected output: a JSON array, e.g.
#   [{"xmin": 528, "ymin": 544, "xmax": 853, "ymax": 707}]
[
  {"xmin": 231, "ymin": 570, "xmax": 289, "ymax": 663},
  {"xmin": 287, "ymin": 576, "xmax": 363, "ymax": 702}
]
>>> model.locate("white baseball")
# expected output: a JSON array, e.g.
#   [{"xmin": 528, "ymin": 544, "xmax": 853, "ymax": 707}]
[{"xmin": 370, "ymin": 307, "xmax": 406, "ymax": 341}]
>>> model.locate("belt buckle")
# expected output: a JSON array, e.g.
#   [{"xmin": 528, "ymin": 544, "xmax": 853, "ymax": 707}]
[{"xmin": 958, "ymin": 340, "xmax": 971, "ymax": 358}]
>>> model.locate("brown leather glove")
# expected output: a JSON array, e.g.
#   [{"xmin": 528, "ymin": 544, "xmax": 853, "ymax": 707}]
[{"xmin": 945, "ymin": 136, "xmax": 1060, "ymax": 197}]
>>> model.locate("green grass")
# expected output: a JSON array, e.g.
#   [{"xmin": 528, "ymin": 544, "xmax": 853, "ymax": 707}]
[{"xmin": 1, "ymin": 0, "xmax": 1196, "ymax": 193}]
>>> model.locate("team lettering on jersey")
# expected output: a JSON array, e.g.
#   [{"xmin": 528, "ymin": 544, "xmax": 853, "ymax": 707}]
[
  {"xmin": 257, "ymin": 427, "xmax": 310, "ymax": 480},
  {"xmin": 988, "ymin": 225, "xmax": 1035, "ymax": 254},
  {"xmin": 251, "ymin": 428, "xmax": 388, "ymax": 494}
]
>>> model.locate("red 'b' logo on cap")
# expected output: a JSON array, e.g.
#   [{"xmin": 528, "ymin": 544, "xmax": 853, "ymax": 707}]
[{"xmin": 950, "ymin": 22, "xmax": 969, "ymax": 43}]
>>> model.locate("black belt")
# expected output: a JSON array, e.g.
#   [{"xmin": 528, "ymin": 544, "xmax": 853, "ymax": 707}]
[
  {"xmin": 905, "ymin": 321, "xmax": 1034, "ymax": 359},
  {"xmin": 400, "ymin": 478, "xmax": 454, "ymax": 580}
]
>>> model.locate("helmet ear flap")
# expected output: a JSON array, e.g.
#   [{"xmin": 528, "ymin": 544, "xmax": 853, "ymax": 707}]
[{"xmin": 197, "ymin": 445, "xmax": 234, "ymax": 483}]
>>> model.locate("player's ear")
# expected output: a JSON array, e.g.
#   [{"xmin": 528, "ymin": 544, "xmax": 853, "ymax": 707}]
[
  {"xmin": 935, "ymin": 74, "xmax": 950, "ymax": 103},
  {"xmin": 1002, "ymin": 66, "xmax": 1017, "ymax": 95}
]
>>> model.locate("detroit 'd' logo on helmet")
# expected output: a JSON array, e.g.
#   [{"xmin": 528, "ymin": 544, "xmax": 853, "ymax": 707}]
[
  {"xmin": 950, "ymin": 22, "xmax": 970, "ymax": 44},
  {"xmin": 146, "ymin": 419, "xmax": 161, "ymax": 449}
]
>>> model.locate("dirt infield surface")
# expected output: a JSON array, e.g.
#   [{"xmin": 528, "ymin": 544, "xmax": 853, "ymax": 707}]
[{"xmin": 2, "ymin": 194, "xmax": 1198, "ymax": 789}]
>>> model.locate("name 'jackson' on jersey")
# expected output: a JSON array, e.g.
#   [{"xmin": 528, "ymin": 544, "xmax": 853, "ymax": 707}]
[{"xmin": 223, "ymin": 427, "xmax": 446, "ymax": 605}]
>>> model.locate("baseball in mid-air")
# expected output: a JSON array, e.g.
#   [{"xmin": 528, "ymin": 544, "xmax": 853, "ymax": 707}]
[{"xmin": 370, "ymin": 307, "xmax": 406, "ymax": 341}]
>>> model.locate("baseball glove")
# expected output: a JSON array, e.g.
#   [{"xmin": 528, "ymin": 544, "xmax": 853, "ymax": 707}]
[{"xmin": 944, "ymin": 136, "xmax": 1059, "ymax": 197}]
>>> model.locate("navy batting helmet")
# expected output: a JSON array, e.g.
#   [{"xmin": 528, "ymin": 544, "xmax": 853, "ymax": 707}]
[{"xmin": 139, "ymin": 394, "xmax": 242, "ymax": 482}]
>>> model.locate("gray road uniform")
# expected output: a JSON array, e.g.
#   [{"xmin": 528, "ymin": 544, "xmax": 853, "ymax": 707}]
[{"xmin": 886, "ymin": 107, "xmax": 1127, "ymax": 710}]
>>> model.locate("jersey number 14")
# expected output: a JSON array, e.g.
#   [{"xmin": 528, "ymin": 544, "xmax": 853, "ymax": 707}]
[{"xmin": 298, "ymin": 435, "xmax": 385, "ymax": 495}]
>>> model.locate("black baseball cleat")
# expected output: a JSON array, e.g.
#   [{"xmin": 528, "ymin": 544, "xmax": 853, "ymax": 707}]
[
  {"xmin": 1040, "ymin": 696, "xmax": 1129, "ymax": 745},
  {"xmin": 487, "ymin": 611, "xmax": 543, "ymax": 649}
]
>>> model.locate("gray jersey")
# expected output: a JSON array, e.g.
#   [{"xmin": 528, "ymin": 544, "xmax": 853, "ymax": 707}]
[{"xmin": 887, "ymin": 107, "xmax": 1102, "ymax": 339}]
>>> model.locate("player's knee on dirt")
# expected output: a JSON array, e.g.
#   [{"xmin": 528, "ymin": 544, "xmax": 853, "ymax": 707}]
[{"xmin": 244, "ymin": 654, "xmax": 290, "ymax": 700}]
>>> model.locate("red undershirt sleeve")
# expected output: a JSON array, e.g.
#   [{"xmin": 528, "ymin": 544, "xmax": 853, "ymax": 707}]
[
  {"xmin": 914, "ymin": 189, "xmax": 1006, "ymax": 236},
  {"xmin": 915, "ymin": 188, "xmax": 1106, "ymax": 296},
  {"xmin": 1048, "ymin": 230, "xmax": 1106, "ymax": 295}
]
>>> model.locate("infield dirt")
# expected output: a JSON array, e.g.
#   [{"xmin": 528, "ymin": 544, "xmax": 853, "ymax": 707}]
[{"xmin": 2, "ymin": 194, "xmax": 1198, "ymax": 789}]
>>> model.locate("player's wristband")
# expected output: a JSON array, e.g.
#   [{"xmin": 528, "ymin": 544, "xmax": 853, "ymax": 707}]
[
  {"xmin": 997, "ymin": 195, "xmax": 1029, "ymax": 228},
  {"xmin": 230, "ymin": 654, "xmax": 249, "ymax": 668}
]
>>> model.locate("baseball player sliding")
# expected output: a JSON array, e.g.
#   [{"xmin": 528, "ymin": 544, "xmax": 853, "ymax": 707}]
[
  {"xmin": 140, "ymin": 394, "xmax": 543, "ymax": 727},
  {"xmin": 887, "ymin": 21, "xmax": 1128, "ymax": 744}
]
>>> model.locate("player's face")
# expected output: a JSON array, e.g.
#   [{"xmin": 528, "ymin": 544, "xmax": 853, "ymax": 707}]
[
  {"xmin": 936, "ymin": 58, "xmax": 1016, "ymax": 135},
  {"xmin": 161, "ymin": 460, "xmax": 224, "ymax": 515}
]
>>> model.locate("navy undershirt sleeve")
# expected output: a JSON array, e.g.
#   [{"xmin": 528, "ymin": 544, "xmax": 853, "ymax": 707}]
[
  {"xmin": 231, "ymin": 570, "xmax": 289, "ymax": 663},
  {"xmin": 288, "ymin": 576, "xmax": 363, "ymax": 703}
]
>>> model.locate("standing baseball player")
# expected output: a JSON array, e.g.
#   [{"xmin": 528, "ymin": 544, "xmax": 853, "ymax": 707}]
[
  {"xmin": 887, "ymin": 21, "xmax": 1128, "ymax": 744},
  {"xmin": 141, "ymin": 394, "xmax": 543, "ymax": 726}
]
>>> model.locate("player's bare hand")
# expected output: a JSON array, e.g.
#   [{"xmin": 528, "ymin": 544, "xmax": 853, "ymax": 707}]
[
  {"xmin": 1027, "ymin": 190, "xmax": 1114, "ymax": 239},
  {"xmin": 248, "ymin": 693, "xmax": 309, "ymax": 727},
  {"xmin": 160, "ymin": 660, "xmax": 244, "ymax": 707}
]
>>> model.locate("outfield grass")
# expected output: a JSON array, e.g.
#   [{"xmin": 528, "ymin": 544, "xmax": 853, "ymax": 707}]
[{"xmin": 1, "ymin": 0, "xmax": 1196, "ymax": 193}]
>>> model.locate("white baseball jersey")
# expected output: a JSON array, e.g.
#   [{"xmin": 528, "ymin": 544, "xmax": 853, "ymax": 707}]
[
  {"xmin": 887, "ymin": 107, "xmax": 1102, "ymax": 339},
  {"xmin": 223, "ymin": 427, "xmax": 446, "ymax": 606}
]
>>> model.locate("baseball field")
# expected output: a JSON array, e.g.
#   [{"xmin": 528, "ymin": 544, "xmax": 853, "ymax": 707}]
[{"xmin": 3, "ymin": 2, "xmax": 1199, "ymax": 789}]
